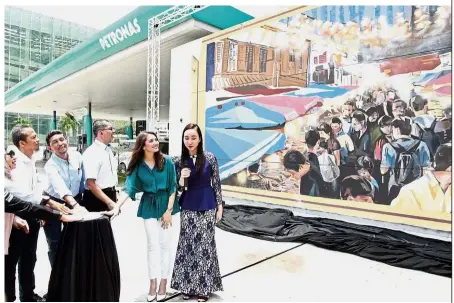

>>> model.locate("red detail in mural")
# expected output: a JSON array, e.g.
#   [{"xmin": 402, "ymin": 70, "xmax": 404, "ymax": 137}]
[
  {"xmin": 319, "ymin": 52, "xmax": 327, "ymax": 64},
  {"xmin": 248, "ymin": 95, "xmax": 324, "ymax": 121},
  {"xmin": 379, "ymin": 54, "xmax": 441, "ymax": 76},
  {"xmin": 217, "ymin": 105, "xmax": 222, "ymax": 109},
  {"xmin": 425, "ymin": 73, "xmax": 452, "ymax": 87}
]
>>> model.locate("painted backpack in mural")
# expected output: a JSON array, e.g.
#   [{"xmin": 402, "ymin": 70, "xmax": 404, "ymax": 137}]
[{"xmin": 388, "ymin": 139, "xmax": 423, "ymax": 194}]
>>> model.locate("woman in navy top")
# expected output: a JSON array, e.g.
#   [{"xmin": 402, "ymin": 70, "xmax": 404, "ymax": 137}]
[
  {"xmin": 113, "ymin": 131, "xmax": 179, "ymax": 302},
  {"xmin": 170, "ymin": 123, "xmax": 223, "ymax": 302}
]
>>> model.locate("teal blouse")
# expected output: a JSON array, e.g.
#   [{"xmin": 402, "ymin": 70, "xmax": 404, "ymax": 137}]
[{"xmin": 125, "ymin": 155, "xmax": 179, "ymax": 219}]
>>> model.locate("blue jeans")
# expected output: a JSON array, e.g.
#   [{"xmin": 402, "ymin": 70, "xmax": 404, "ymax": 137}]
[{"xmin": 43, "ymin": 219, "xmax": 62, "ymax": 268}]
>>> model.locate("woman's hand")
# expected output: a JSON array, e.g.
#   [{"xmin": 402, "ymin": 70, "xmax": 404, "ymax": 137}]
[
  {"xmin": 215, "ymin": 205, "xmax": 223, "ymax": 223},
  {"xmin": 161, "ymin": 210, "xmax": 172, "ymax": 229},
  {"xmin": 101, "ymin": 204, "xmax": 121, "ymax": 221},
  {"xmin": 13, "ymin": 216, "xmax": 29, "ymax": 234},
  {"xmin": 179, "ymin": 168, "xmax": 191, "ymax": 187}
]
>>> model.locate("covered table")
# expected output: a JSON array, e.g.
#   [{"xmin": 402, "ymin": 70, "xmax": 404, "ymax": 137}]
[{"xmin": 46, "ymin": 214, "xmax": 121, "ymax": 302}]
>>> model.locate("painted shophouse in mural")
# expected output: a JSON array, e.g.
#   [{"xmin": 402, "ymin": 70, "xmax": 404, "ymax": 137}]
[{"xmin": 203, "ymin": 5, "xmax": 452, "ymax": 216}]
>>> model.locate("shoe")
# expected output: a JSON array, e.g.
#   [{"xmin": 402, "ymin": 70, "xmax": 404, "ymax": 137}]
[
  {"xmin": 157, "ymin": 293, "xmax": 167, "ymax": 301},
  {"xmin": 197, "ymin": 295, "xmax": 209, "ymax": 302},
  {"xmin": 182, "ymin": 293, "xmax": 190, "ymax": 300},
  {"xmin": 167, "ymin": 287, "xmax": 178, "ymax": 295},
  {"xmin": 34, "ymin": 293, "xmax": 45, "ymax": 302},
  {"xmin": 147, "ymin": 294, "xmax": 156, "ymax": 302},
  {"xmin": 22, "ymin": 293, "xmax": 45, "ymax": 302}
]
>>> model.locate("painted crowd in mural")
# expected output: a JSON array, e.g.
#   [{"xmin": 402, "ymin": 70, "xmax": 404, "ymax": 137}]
[{"xmin": 204, "ymin": 5, "xmax": 452, "ymax": 214}]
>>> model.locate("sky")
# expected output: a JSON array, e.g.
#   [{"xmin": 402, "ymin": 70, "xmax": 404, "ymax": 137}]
[{"xmin": 16, "ymin": 5, "xmax": 292, "ymax": 30}]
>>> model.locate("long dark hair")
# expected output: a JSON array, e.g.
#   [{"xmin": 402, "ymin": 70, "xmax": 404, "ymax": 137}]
[
  {"xmin": 181, "ymin": 123, "xmax": 205, "ymax": 175},
  {"xmin": 127, "ymin": 131, "xmax": 164, "ymax": 175},
  {"xmin": 317, "ymin": 122, "xmax": 335, "ymax": 141}
]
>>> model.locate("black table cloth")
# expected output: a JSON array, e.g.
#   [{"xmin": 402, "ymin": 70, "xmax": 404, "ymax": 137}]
[{"xmin": 46, "ymin": 215, "xmax": 121, "ymax": 302}]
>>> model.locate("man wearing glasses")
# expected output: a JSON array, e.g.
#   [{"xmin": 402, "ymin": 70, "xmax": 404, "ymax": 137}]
[
  {"xmin": 81, "ymin": 119, "xmax": 119, "ymax": 213},
  {"xmin": 43, "ymin": 130, "xmax": 88, "ymax": 268}
]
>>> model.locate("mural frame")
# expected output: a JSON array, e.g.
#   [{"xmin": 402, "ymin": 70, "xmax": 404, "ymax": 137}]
[{"xmin": 195, "ymin": 5, "xmax": 452, "ymax": 231}]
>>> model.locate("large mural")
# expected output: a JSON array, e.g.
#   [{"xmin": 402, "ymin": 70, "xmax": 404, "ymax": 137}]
[{"xmin": 204, "ymin": 5, "xmax": 452, "ymax": 216}]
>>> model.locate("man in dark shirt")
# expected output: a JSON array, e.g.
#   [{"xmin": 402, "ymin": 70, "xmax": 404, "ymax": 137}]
[
  {"xmin": 303, "ymin": 130, "xmax": 327, "ymax": 196},
  {"xmin": 283, "ymin": 150, "xmax": 314, "ymax": 195}
]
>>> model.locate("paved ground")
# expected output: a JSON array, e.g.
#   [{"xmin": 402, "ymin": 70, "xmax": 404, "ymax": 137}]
[{"xmin": 15, "ymin": 165, "xmax": 451, "ymax": 302}]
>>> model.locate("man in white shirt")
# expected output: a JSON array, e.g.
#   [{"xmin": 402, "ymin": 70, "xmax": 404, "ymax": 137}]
[
  {"xmin": 81, "ymin": 119, "xmax": 119, "ymax": 212},
  {"xmin": 4, "ymin": 125, "xmax": 68, "ymax": 302},
  {"xmin": 43, "ymin": 130, "xmax": 88, "ymax": 268}
]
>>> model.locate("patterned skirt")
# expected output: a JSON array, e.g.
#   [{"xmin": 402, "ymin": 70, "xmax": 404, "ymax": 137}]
[{"xmin": 171, "ymin": 209, "xmax": 223, "ymax": 296}]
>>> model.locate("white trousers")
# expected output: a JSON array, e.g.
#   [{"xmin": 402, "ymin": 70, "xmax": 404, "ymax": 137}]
[{"xmin": 144, "ymin": 213, "xmax": 180, "ymax": 280}]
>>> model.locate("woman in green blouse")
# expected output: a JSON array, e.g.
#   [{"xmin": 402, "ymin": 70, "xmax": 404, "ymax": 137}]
[{"xmin": 114, "ymin": 131, "xmax": 179, "ymax": 302}]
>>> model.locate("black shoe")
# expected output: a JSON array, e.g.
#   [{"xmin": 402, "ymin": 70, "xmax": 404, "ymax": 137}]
[
  {"xmin": 20, "ymin": 294, "xmax": 43, "ymax": 302},
  {"xmin": 32, "ymin": 293, "xmax": 45, "ymax": 302}
]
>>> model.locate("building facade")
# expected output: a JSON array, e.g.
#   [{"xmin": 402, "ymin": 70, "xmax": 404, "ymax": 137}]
[
  {"xmin": 4, "ymin": 6, "xmax": 97, "ymax": 91},
  {"xmin": 4, "ymin": 6, "xmax": 97, "ymax": 146}
]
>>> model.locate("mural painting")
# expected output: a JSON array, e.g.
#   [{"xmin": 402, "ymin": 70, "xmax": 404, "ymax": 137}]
[{"xmin": 204, "ymin": 5, "xmax": 452, "ymax": 216}]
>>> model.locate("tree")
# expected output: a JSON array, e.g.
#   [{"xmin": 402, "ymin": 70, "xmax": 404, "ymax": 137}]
[
  {"xmin": 58, "ymin": 116, "xmax": 78, "ymax": 137},
  {"xmin": 12, "ymin": 114, "xmax": 32, "ymax": 126},
  {"xmin": 112, "ymin": 120, "xmax": 129, "ymax": 135}
]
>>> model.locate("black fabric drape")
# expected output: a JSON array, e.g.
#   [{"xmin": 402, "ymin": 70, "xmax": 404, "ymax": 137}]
[
  {"xmin": 46, "ymin": 216, "xmax": 121, "ymax": 302},
  {"xmin": 81, "ymin": 188, "xmax": 117, "ymax": 212},
  {"xmin": 217, "ymin": 204, "xmax": 451, "ymax": 277}
]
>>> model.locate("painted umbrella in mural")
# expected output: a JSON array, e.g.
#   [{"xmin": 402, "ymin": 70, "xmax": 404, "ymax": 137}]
[
  {"xmin": 423, "ymin": 73, "xmax": 452, "ymax": 96},
  {"xmin": 284, "ymin": 84, "xmax": 354, "ymax": 99},
  {"xmin": 206, "ymin": 94, "xmax": 323, "ymax": 129},
  {"xmin": 248, "ymin": 95, "xmax": 324, "ymax": 120},
  {"xmin": 205, "ymin": 127, "xmax": 286, "ymax": 181},
  {"xmin": 205, "ymin": 94, "xmax": 325, "ymax": 180},
  {"xmin": 206, "ymin": 98, "xmax": 286, "ymax": 129},
  {"xmin": 412, "ymin": 69, "xmax": 451, "ymax": 87}
]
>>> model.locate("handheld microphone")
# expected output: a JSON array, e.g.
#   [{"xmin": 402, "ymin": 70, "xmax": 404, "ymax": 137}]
[{"xmin": 183, "ymin": 162, "xmax": 189, "ymax": 191}]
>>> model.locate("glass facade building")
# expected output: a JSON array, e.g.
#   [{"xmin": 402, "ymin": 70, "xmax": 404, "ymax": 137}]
[
  {"xmin": 4, "ymin": 6, "xmax": 97, "ymax": 147},
  {"xmin": 4, "ymin": 6, "xmax": 97, "ymax": 91}
]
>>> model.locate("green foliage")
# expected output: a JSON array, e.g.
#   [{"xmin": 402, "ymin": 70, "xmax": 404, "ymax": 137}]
[
  {"xmin": 58, "ymin": 116, "xmax": 78, "ymax": 136},
  {"xmin": 112, "ymin": 120, "xmax": 129, "ymax": 135},
  {"xmin": 12, "ymin": 114, "xmax": 32, "ymax": 126}
]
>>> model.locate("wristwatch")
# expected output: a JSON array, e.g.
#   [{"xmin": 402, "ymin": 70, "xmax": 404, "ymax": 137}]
[{"xmin": 40, "ymin": 195, "xmax": 50, "ymax": 206}]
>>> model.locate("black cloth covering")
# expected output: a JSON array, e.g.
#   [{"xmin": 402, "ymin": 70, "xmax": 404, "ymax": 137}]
[
  {"xmin": 217, "ymin": 204, "xmax": 451, "ymax": 277},
  {"xmin": 46, "ymin": 216, "xmax": 121, "ymax": 302},
  {"xmin": 81, "ymin": 188, "xmax": 117, "ymax": 212}
]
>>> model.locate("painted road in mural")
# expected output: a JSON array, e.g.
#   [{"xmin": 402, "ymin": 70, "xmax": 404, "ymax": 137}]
[{"xmin": 204, "ymin": 5, "xmax": 452, "ymax": 215}]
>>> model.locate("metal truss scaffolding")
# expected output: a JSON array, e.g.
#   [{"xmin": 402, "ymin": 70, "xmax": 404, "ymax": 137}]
[{"xmin": 146, "ymin": 5, "xmax": 207, "ymax": 130}]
